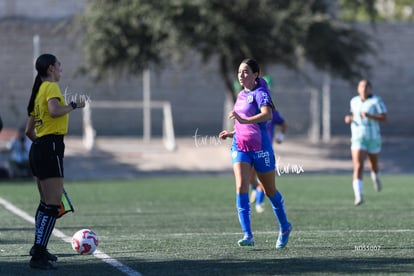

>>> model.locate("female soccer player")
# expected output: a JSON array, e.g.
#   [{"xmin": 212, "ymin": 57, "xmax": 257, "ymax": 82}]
[
  {"xmin": 25, "ymin": 54, "xmax": 85, "ymax": 269},
  {"xmin": 250, "ymin": 78, "xmax": 288, "ymax": 213},
  {"xmin": 219, "ymin": 58, "xmax": 292, "ymax": 248},
  {"xmin": 344, "ymin": 80, "xmax": 387, "ymax": 206},
  {"xmin": 250, "ymin": 108, "xmax": 287, "ymax": 213}
]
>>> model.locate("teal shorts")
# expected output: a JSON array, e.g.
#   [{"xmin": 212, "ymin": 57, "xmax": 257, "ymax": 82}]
[{"xmin": 351, "ymin": 137, "xmax": 381, "ymax": 154}]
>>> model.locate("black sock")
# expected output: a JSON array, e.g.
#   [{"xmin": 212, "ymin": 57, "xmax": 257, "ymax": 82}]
[
  {"xmin": 33, "ymin": 201, "xmax": 47, "ymax": 244},
  {"xmin": 34, "ymin": 204, "xmax": 60, "ymax": 249}
]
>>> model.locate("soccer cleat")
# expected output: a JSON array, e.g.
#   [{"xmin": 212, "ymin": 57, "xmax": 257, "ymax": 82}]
[
  {"xmin": 29, "ymin": 246, "xmax": 58, "ymax": 262},
  {"xmin": 30, "ymin": 256, "xmax": 57, "ymax": 270},
  {"xmin": 276, "ymin": 224, "xmax": 292, "ymax": 249},
  {"xmin": 249, "ymin": 190, "xmax": 257, "ymax": 203},
  {"xmin": 372, "ymin": 178, "xmax": 382, "ymax": 192},
  {"xmin": 354, "ymin": 196, "xmax": 364, "ymax": 206},
  {"xmin": 29, "ymin": 250, "xmax": 57, "ymax": 270},
  {"xmin": 255, "ymin": 204, "xmax": 265, "ymax": 213},
  {"xmin": 238, "ymin": 236, "xmax": 255, "ymax": 247}
]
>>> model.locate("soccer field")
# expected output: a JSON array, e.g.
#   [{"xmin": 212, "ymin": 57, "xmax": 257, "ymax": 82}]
[{"xmin": 0, "ymin": 174, "xmax": 413, "ymax": 276}]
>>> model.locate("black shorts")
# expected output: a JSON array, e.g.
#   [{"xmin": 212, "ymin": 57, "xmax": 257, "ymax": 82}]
[{"xmin": 29, "ymin": 135, "xmax": 65, "ymax": 180}]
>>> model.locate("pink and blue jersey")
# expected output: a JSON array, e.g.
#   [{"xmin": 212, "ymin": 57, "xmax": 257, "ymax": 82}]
[
  {"xmin": 267, "ymin": 110, "xmax": 284, "ymax": 142},
  {"xmin": 232, "ymin": 78, "xmax": 274, "ymax": 152}
]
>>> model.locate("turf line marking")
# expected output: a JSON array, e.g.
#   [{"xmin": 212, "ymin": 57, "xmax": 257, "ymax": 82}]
[
  {"xmin": 0, "ymin": 197, "xmax": 142, "ymax": 276},
  {"xmin": 155, "ymin": 229, "xmax": 414, "ymax": 238}
]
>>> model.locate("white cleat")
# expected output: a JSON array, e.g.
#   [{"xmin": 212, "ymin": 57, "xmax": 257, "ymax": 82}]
[
  {"xmin": 354, "ymin": 196, "xmax": 364, "ymax": 206},
  {"xmin": 238, "ymin": 236, "xmax": 255, "ymax": 247},
  {"xmin": 255, "ymin": 204, "xmax": 265, "ymax": 213},
  {"xmin": 249, "ymin": 190, "xmax": 257, "ymax": 203}
]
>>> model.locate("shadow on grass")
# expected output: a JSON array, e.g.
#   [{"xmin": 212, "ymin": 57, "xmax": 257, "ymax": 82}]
[
  {"xmin": 0, "ymin": 261, "xmax": 123, "ymax": 276},
  {"xmin": 132, "ymin": 257, "xmax": 414, "ymax": 275},
  {"xmin": 1, "ymin": 256, "xmax": 413, "ymax": 276}
]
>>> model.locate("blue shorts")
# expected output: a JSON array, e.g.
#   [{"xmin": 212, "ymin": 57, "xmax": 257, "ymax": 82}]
[{"xmin": 231, "ymin": 145, "xmax": 275, "ymax": 173}]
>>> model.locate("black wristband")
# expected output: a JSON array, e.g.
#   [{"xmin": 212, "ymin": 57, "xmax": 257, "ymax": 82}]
[{"xmin": 70, "ymin": 102, "xmax": 77, "ymax": 109}]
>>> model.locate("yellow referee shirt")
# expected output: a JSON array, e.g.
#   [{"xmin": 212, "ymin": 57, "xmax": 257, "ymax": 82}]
[{"xmin": 31, "ymin": 81, "xmax": 69, "ymax": 137}]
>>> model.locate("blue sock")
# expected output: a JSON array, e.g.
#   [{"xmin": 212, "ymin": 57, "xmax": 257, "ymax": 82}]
[
  {"xmin": 268, "ymin": 191, "xmax": 290, "ymax": 232},
  {"xmin": 256, "ymin": 189, "xmax": 265, "ymax": 205},
  {"xmin": 236, "ymin": 193, "xmax": 252, "ymax": 238}
]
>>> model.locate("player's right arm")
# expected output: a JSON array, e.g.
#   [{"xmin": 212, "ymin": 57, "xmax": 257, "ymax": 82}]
[
  {"xmin": 25, "ymin": 116, "xmax": 37, "ymax": 141},
  {"xmin": 219, "ymin": 129, "xmax": 235, "ymax": 140},
  {"xmin": 344, "ymin": 114, "xmax": 353, "ymax": 124}
]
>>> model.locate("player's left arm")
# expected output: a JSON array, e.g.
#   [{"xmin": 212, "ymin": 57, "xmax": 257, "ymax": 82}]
[
  {"xmin": 361, "ymin": 112, "xmax": 387, "ymax": 122},
  {"xmin": 229, "ymin": 105, "xmax": 272, "ymax": 124},
  {"xmin": 276, "ymin": 121, "xmax": 287, "ymax": 143},
  {"xmin": 361, "ymin": 98, "xmax": 388, "ymax": 122},
  {"xmin": 48, "ymin": 97, "xmax": 86, "ymax": 118}
]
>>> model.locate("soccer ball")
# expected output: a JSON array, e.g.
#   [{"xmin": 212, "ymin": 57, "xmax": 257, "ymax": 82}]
[{"xmin": 71, "ymin": 229, "xmax": 99, "ymax": 255}]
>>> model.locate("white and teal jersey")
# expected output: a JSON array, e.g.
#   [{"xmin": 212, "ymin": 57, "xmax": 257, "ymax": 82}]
[{"xmin": 349, "ymin": 94, "xmax": 387, "ymax": 141}]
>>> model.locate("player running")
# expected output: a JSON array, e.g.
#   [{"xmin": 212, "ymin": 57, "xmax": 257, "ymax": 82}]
[{"xmin": 344, "ymin": 80, "xmax": 387, "ymax": 206}]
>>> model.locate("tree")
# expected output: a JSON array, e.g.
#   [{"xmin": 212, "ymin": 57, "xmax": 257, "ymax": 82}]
[
  {"xmin": 339, "ymin": 0, "xmax": 414, "ymax": 22},
  {"xmin": 80, "ymin": 0, "xmax": 377, "ymax": 101}
]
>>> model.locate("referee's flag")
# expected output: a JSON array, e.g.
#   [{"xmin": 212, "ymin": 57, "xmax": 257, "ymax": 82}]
[{"xmin": 57, "ymin": 189, "xmax": 74, "ymax": 218}]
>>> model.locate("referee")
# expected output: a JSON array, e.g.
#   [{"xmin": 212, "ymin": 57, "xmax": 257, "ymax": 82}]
[{"xmin": 25, "ymin": 54, "xmax": 85, "ymax": 270}]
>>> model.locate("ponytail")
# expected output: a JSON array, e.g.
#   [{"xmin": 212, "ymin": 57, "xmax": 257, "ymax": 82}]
[
  {"xmin": 27, "ymin": 74, "xmax": 43, "ymax": 116},
  {"xmin": 26, "ymin": 53, "xmax": 57, "ymax": 116}
]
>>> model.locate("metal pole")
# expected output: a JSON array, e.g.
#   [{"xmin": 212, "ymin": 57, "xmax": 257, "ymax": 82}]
[
  {"xmin": 143, "ymin": 68, "xmax": 151, "ymax": 141},
  {"xmin": 308, "ymin": 88, "xmax": 320, "ymax": 143},
  {"xmin": 322, "ymin": 72, "xmax": 331, "ymax": 142},
  {"xmin": 33, "ymin": 34, "xmax": 40, "ymax": 80}
]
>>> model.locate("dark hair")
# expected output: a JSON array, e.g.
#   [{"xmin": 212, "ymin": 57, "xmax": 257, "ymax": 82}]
[
  {"xmin": 242, "ymin": 58, "xmax": 275, "ymax": 110},
  {"xmin": 27, "ymin": 54, "xmax": 57, "ymax": 116},
  {"xmin": 241, "ymin": 58, "xmax": 260, "ymax": 79}
]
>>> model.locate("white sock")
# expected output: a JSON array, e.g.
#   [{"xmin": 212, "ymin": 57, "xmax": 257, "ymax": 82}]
[
  {"xmin": 353, "ymin": 179, "xmax": 363, "ymax": 199},
  {"xmin": 371, "ymin": 171, "xmax": 379, "ymax": 182}
]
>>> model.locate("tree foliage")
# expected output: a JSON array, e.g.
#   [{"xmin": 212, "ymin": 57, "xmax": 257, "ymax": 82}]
[
  {"xmin": 339, "ymin": 0, "xmax": 414, "ymax": 22},
  {"xmin": 80, "ymin": 0, "xmax": 377, "ymax": 100}
]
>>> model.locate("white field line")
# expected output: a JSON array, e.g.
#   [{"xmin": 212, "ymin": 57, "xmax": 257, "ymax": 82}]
[
  {"xmin": 141, "ymin": 229, "xmax": 414, "ymax": 238},
  {"xmin": 0, "ymin": 197, "xmax": 142, "ymax": 276},
  {"xmin": 238, "ymin": 229, "xmax": 414, "ymax": 234}
]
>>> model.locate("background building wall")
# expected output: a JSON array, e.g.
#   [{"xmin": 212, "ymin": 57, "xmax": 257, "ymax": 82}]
[{"xmin": 1, "ymin": 1, "xmax": 413, "ymax": 139}]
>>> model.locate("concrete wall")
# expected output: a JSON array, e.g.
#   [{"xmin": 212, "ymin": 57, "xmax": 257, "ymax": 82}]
[
  {"xmin": 1, "ymin": 1, "xmax": 413, "ymax": 139},
  {"xmin": 0, "ymin": 0, "xmax": 84, "ymax": 20}
]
